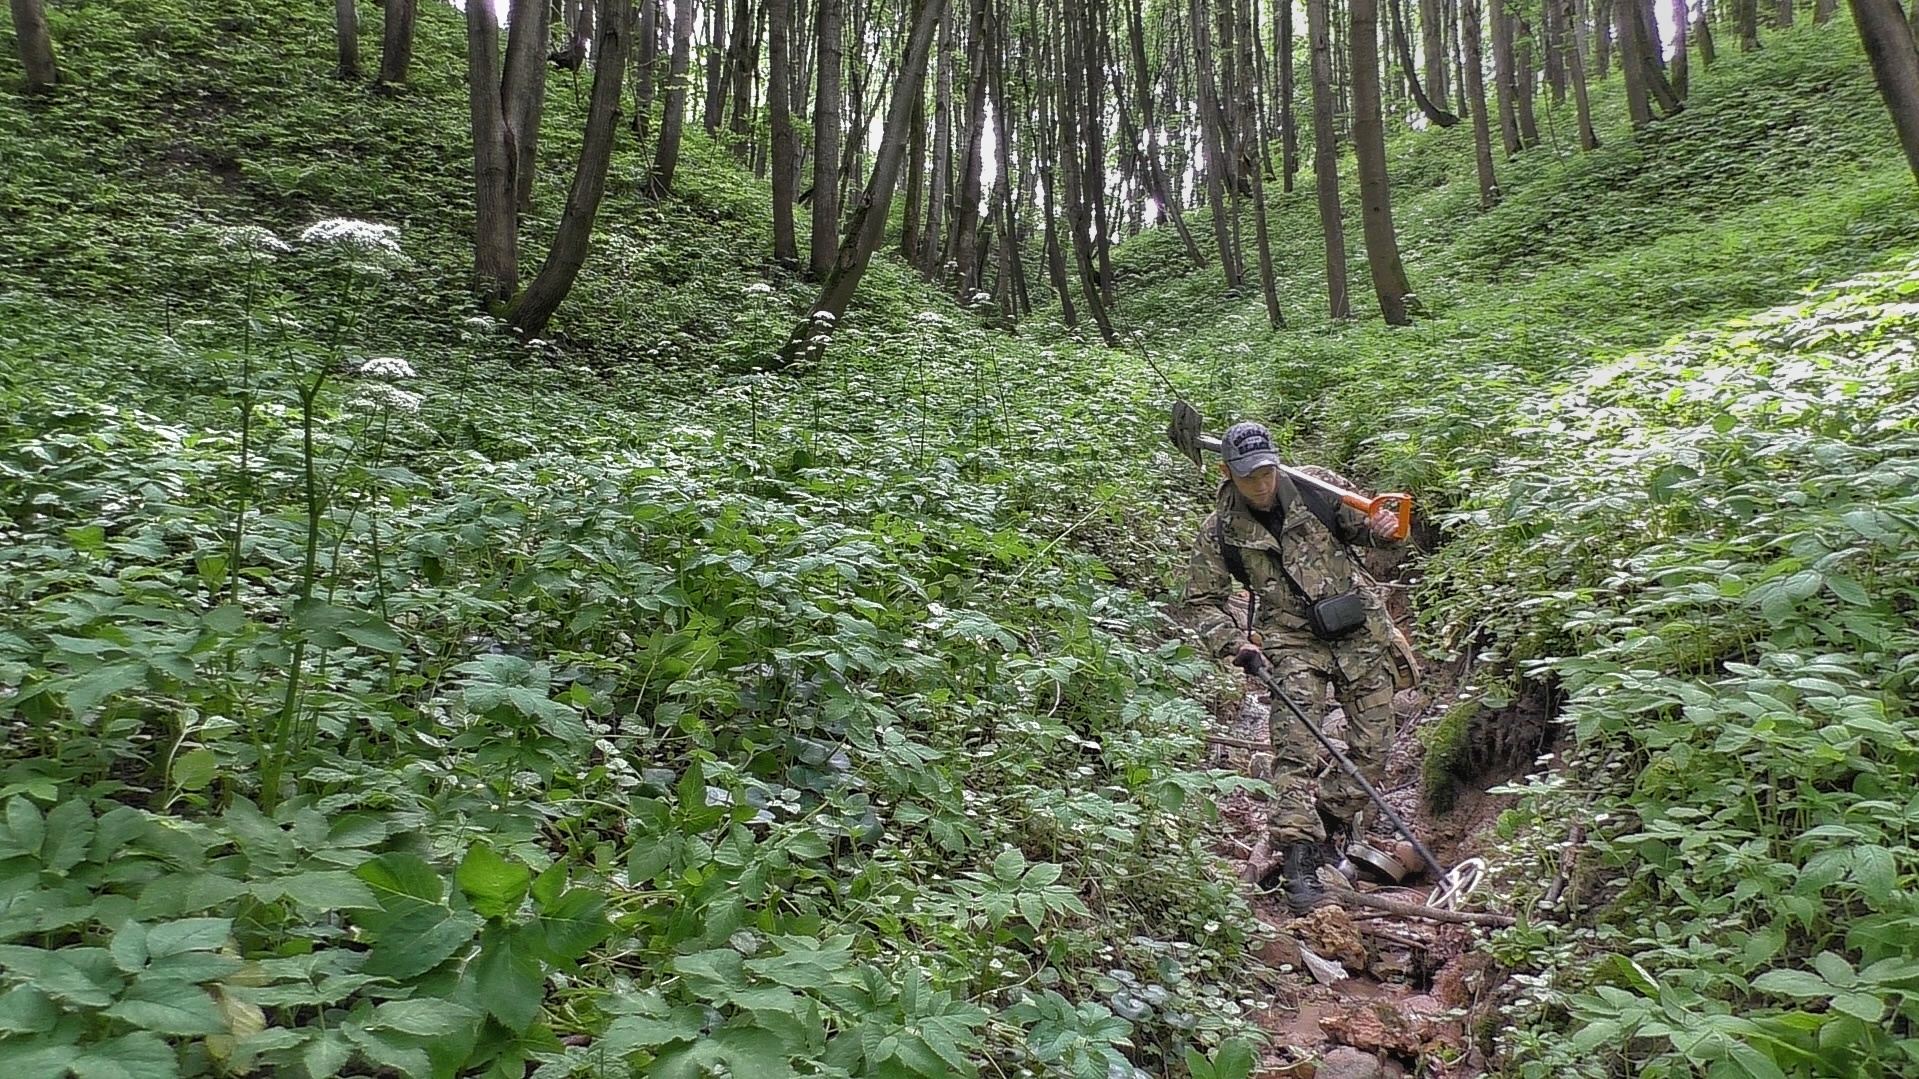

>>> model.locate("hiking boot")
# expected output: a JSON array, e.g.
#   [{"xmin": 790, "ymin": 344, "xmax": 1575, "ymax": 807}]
[{"xmin": 1277, "ymin": 840, "xmax": 1331, "ymax": 912}]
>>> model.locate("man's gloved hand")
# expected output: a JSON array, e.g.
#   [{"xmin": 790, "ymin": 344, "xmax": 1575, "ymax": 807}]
[{"xmin": 1232, "ymin": 643, "xmax": 1270, "ymax": 676}]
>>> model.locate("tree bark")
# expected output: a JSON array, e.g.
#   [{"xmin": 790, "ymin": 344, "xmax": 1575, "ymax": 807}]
[
  {"xmin": 1193, "ymin": 0, "xmax": 1244, "ymax": 289},
  {"xmin": 1566, "ymin": 0, "xmax": 1599, "ymax": 147},
  {"xmin": 724, "ymin": 0, "xmax": 757, "ymax": 160},
  {"xmin": 1670, "ymin": 0, "xmax": 1689, "ymax": 97},
  {"xmin": 1350, "ymin": 0, "xmax": 1412, "ymax": 324},
  {"xmin": 1306, "ymin": 0, "xmax": 1351, "ymax": 318},
  {"xmin": 10, "ymin": 0, "xmax": 59, "ymax": 94},
  {"xmin": 1736, "ymin": 0, "xmax": 1760, "ymax": 49},
  {"xmin": 503, "ymin": 0, "xmax": 551, "ymax": 216},
  {"xmin": 1131, "ymin": 5, "xmax": 1205, "ymax": 263},
  {"xmin": 631, "ymin": 0, "xmax": 661, "ymax": 139},
  {"xmin": 377, "ymin": 0, "xmax": 416, "ymax": 87},
  {"xmin": 1775, "ymin": 0, "xmax": 1794, "ymax": 26},
  {"xmin": 1852, "ymin": 0, "xmax": 1919, "ymax": 186},
  {"xmin": 951, "ymin": 0, "xmax": 991, "ymax": 293},
  {"xmin": 1695, "ymin": 6, "xmax": 1716, "ymax": 61},
  {"xmin": 647, "ymin": 0, "xmax": 698, "ymax": 195},
  {"xmin": 1082, "ymin": 0, "xmax": 1116, "ymax": 304},
  {"xmin": 335, "ymin": 0, "xmax": 361, "ymax": 79},
  {"xmin": 1236, "ymin": 0, "xmax": 1283, "ymax": 326},
  {"xmin": 1543, "ymin": 0, "xmax": 1566, "ymax": 102},
  {"xmin": 1630, "ymin": 0, "xmax": 1683, "ymax": 113},
  {"xmin": 1593, "ymin": 0, "xmax": 1612, "ymax": 72},
  {"xmin": 1389, "ymin": 0, "xmax": 1461, "ymax": 123},
  {"xmin": 779, "ymin": 0, "xmax": 948, "ymax": 365},
  {"xmin": 704, "ymin": 0, "xmax": 729, "ymax": 131},
  {"xmin": 1460, "ymin": 0, "xmax": 1501, "ymax": 206},
  {"xmin": 811, "ymin": 0, "xmax": 845, "ymax": 276},
  {"xmin": 920, "ymin": 2, "xmax": 954, "ymax": 276},
  {"xmin": 1614, "ymin": 0, "xmax": 1653, "ymax": 123},
  {"xmin": 1421, "ymin": 0, "xmax": 1449, "ymax": 102},
  {"xmin": 1490, "ymin": 0, "xmax": 1521, "ymax": 153},
  {"xmin": 1514, "ymin": 14, "xmax": 1540, "ymax": 145},
  {"xmin": 1059, "ymin": 0, "xmax": 1116, "ymax": 341},
  {"xmin": 769, "ymin": 0, "xmax": 800, "ymax": 265},
  {"xmin": 510, "ymin": 0, "xmax": 633, "ymax": 336},
  {"xmin": 468, "ymin": 0, "xmax": 518, "ymax": 304},
  {"xmin": 1813, "ymin": 0, "xmax": 1836, "ymax": 22}
]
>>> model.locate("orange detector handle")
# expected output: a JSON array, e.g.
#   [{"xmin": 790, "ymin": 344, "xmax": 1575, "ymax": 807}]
[{"xmin": 1344, "ymin": 492, "xmax": 1414, "ymax": 543}]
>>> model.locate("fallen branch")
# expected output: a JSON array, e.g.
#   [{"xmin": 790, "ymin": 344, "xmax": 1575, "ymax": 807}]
[
  {"xmin": 1206, "ymin": 733, "xmax": 1268, "ymax": 751},
  {"xmin": 1321, "ymin": 877, "xmax": 1517, "ymax": 928}
]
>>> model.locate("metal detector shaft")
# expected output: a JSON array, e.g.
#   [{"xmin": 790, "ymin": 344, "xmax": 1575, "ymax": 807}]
[{"xmin": 1254, "ymin": 668, "xmax": 1449, "ymax": 884}]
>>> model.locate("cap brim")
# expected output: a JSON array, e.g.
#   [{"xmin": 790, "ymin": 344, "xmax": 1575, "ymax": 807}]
[{"xmin": 1227, "ymin": 451, "xmax": 1280, "ymax": 477}]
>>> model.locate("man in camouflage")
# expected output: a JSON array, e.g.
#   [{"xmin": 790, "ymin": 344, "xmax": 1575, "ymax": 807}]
[{"xmin": 1184, "ymin": 421, "xmax": 1406, "ymax": 911}]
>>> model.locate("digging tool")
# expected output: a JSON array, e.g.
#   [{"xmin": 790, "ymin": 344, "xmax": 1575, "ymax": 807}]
[
  {"xmin": 1167, "ymin": 400, "xmax": 1414, "ymax": 542},
  {"xmin": 1250, "ymin": 664, "xmax": 1450, "ymax": 890}
]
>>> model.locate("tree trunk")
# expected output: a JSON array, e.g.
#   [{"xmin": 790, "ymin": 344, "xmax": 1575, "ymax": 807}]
[
  {"xmin": 1059, "ymin": 0, "xmax": 1116, "ymax": 341},
  {"xmin": 1514, "ymin": 14, "xmax": 1540, "ymax": 144},
  {"xmin": 1670, "ymin": 0, "xmax": 1689, "ymax": 97},
  {"xmin": 510, "ymin": 0, "xmax": 633, "ymax": 335},
  {"xmin": 1193, "ymin": 0, "xmax": 1243, "ymax": 289},
  {"xmin": 1696, "ymin": 5, "xmax": 1717, "ymax": 61},
  {"xmin": 1082, "ymin": 0, "xmax": 1116, "ymax": 304},
  {"xmin": 781, "ymin": 0, "xmax": 949, "ymax": 364},
  {"xmin": 377, "ymin": 0, "xmax": 416, "ymax": 87},
  {"xmin": 1775, "ymin": 0, "xmax": 1794, "ymax": 26},
  {"xmin": 1306, "ymin": 0, "xmax": 1351, "ymax": 318},
  {"xmin": 1130, "ymin": 5, "xmax": 1205, "ymax": 263},
  {"xmin": 703, "ymin": 0, "xmax": 729, "ymax": 131},
  {"xmin": 901, "ymin": 92, "xmax": 925, "ymax": 259},
  {"xmin": 988, "ymin": 12, "xmax": 1029, "ymax": 313},
  {"xmin": 1736, "ymin": 0, "xmax": 1760, "ymax": 49},
  {"xmin": 1490, "ymin": 0, "xmax": 1521, "ymax": 153},
  {"xmin": 503, "ymin": 0, "xmax": 551, "ymax": 216},
  {"xmin": 1543, "ymin": 0, "xmax": 1566, "ymax": 102},
  {"xmin": 1852, "ymin": 0, "xmax": 1919, "ymax": 185},
  {"xmin": 1389, "ymin": 0, "xmax": 1461, "ymax": 123},
  {"xmin": 1566, "ymin": 0, "xmax": 1599, "ymax": 147},
  {"xmin": 769, "ymin": 0, "xmax": 799, "ymax": 265},
  {"xmin": 647, "ymin": 0, "xmax": 698, "ymax": 195},
  {"xmin": 1813, "ymin": 0, "xmax": 1836, "ymax": 22},
  {"xmin": 951, "ymin": 0, "xmax": 991, "ymax": 292},
  {"xmin": 1614, "ymin": 0, "xmax": 1653, "ymax": 123},
  {"xmin": 631, "ymin": 0, "xmax": 661, "ymax": 138},
  {"xmin": 920, "ymin": 3, "xmax": 954, "ymax": 277},
  {"xmin": 1460, "ymin": 0, "xmax": 1501, "ymax": 206},
  {"xmin": 1630, "ymin": 0, "xmax": 1683, "ymax": 113},
  {"xmin": 724, "ymin": 0, "xmax": 757, "ymax": 160},
  {"xmin": 1280, "ymin": 0, "xmax": 1301, "ymax": 191},
  {"xmin": 1350, "ymin": 0, "xmax": 1412, "ymax": 324},
  {"xmin": 468, "ymin": 0, "xmax": 518, "ymax": 304},
  {"xmin": 9, "ymin": 0, "xmax": 59, "ymax": 94},
  {"xmin": 1421, "ymin": 0, "xmax": 1449, "ymax": 102},
  {"xmin": 1593, "ymin": 0, "xmax": 1612, "ymax": 72},
  {"xmin": 1237, "ymin": 0, "xmax": 1284, "ymax": 326},
  {"xmin": 335, "ymin": 0, "xmax": 361, "ymax": 79},
  {"xmin": 811, "ymin": 0, "xmax": 845, "ymax": 276}
]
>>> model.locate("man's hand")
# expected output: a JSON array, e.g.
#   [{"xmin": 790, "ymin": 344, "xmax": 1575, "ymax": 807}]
[
  {"xmin": 1367, "ymin": 505, "xmax": 1401, "ymax": 541},
  {"xmin": 1232, "ymin": 643, "xmax": 1270, "ymax": 676}
]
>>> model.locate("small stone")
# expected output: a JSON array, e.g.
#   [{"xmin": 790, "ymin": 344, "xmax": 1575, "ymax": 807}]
[{"xmin": 1314, "ymin": 1047, "xmax": 1389, "ymax": 1079}]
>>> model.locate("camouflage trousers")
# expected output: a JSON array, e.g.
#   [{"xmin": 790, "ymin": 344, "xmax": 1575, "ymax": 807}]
[{"xmin": 1261, "ymin": 633, "xmax": 1399, "ymax": 845}]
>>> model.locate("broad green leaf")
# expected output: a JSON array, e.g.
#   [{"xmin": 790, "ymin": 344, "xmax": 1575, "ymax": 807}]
[
  {"xmin": 0, "ymin": 985, "xmax": 57, "ymax": 1034},
  {"xmin": 344, "ymin": 1023, "xmax": 431, "ymax": 1078},
  {"xmin": 254, "ymin": 870, "xmax": 379, "ymax": 911},
  {"xmin": 169, "ymin": 750, "xmax": 217, "ymax": 793},
  {"xmin": 1212, "ymin": 1038, "xmax": 1257, "ymax": 1079},
  {"xmin": 1832, "ymin": 990, "xmax": 1886, "ymax": 1022},
  {"xmin": 536, "ymin": 888, "xmax": 610, "ymax": 963},
  {"xmin": 1752, "ymin": 969, "xmax": 1833, "ymax": 998},
  {"xmin": 456, "ymin": 845, "xmax": 529, "ymax": 920},
  {"xmin": 5, "ymin": 798, "xmax": 44, "ymax": 857},
  {"xmin": 69, "ymin": 1031, "xmax": 178, "ymax": 1079},
  {"xmin": 0, "ymin": 945, "xmax": 116, "ymax": 1007},
  {"xmin": 145, "ymin": 917, "xmax": 231, "ymax": 958},
  {"xmin": 369, "ymin": 997, "xmax": 480, "ymax": 1037},
  {"xmin": 1851, "ymin": 846, "xmax": 1898, "ymax": 905},
  {"xmin": 992, "ymin": 848, "xmax": 1025, "ymax": 882},
  {"xmin": 63, "ymin": 662, "xmax": 147, "ymax": 718},
  {"xmin": 354, "ymin": 852, "xmax": 445, "ymax": 910},
  {"xmin": 41, "ymin": 799, "xmax": 94, "ymax": 874},
  {"xmin": 104, "ymin": 980, "xmax": 228, "ymax": 1035},
  {"xmin": 1812, "ymin": 951, "xmax": 1857, "ymax": 989},
  {"xmin": 110, "ymin": 921, "xmax": 149, "ymax": 973},
  {"xmin": 468, "ymin": 923, "xmax": 544, "ymax": 1033},
  {"xmin": 303, "ymin": 1030, "xmax": 352, "ymax": 1078},
  {"xmin": 133, "ymin": 873, "xmax": 249, "ymax": 920},
  {"xmin": 362, "ymin": 905, "xmax": 482, "ymax": 981}
]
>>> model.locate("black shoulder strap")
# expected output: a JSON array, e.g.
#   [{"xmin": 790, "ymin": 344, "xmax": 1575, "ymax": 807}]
[
  {"xmin": 1293, "ymin": 478, "xmax": 1345, "ymax": 536},
  {"xmin": 1214, "ymin": 515, "xmax": 1257, "ymax": 635}
]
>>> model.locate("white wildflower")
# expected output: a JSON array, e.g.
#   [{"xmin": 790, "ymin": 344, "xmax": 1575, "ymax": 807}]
[
  {"xmin": 215, "ymin": 225, "xmax": 291, "ymax": 255},
  {"xmin": 743, "ymin": 282, "xmax": 774, "ymax": 295},
  {"xmin": 352, "ymin": 383, "xmax": 423, "ymax": 414},
  {"xmin": 914, "ymin": 311, "xmax": 946, "ymax": 326},
  {"xmin": 299, "ymin": 218, "xmax": 402, "ymax": 254},
  {"xmin": 356, "ymin": 356, "xmax": 417, "ymax": 380}
]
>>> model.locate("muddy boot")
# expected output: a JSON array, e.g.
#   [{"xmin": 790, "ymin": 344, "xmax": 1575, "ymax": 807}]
[{"xmin": 1279, "ymin": 841, "xmax": 1331, "ymax": 912}]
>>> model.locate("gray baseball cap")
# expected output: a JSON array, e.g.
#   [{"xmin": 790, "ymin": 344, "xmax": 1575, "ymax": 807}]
[{"xmin": 1221, "ymin": 421, "xmax": 1281, "ymax": 477}]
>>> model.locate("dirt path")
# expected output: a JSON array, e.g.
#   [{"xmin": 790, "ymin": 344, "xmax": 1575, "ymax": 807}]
[{"xmin": 1203, "ymin": 639, "xmax": 1531, "ymax": 1077}]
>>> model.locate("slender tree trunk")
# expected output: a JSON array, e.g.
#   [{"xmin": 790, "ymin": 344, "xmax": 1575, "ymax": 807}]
[
  {"xmin": 378, "ymin": 0, "xmax": 416, "ymax": 87},
  {"xmin": 1236, "ymin": 0, "xmax": 1283, "ymax": 326},
  {"xmin": 1631, "ymin": 0, "xmax": 1683, "ymax": 113},
  {"xmin": 1775, "ymin": 0, "xmax": 1794, "ymax": 26},
  {"xmin": 503, "ymin": 0, "xmax": 551, "ymax": 216},
  {"xmin": 1130, "ymin": 5, "xmax": 1205, "ymax": 262},
  {"xmin": 1350, "ymin": 0, "xmax": 1413, "ymax": 324},
  {"xmin": 468, "ymin": 0, "xmax": 518, "ymax": 304},
  {"xmin": 1306, "ymin": 0, "xmax": 1350, "ymax": 318},
  {"xmin": 1083, "ymin": 0, "xmax": 1116, "ymax": 304},
  {"xmin": 1389, "ymin": 0, "xmax": 1461, "ymax": 123},
  {"xmin": 988, "ymin": 10, "xmax": 1029, "ymax": 312},
  {"xmin": 1279, "ymin": 0, "xmax": 1301, "ymax": 192},
  {"xmin": 1059, "ymin": 0, "xmax": 1116, "ymax": 341},
  {"xmin": 335, "ymin": 0, "xmax": 361, "ymax": 78},
  {"xmin": 1515, "ymin": 14, "xmax": 1540, "ymax": 144},
  {"xmin": 1193, "ymin": 0, "xmax": 1243, "ymax": 289},
  {"xmin": 1671, "ymin": 0, "xmax": 1689, "ymax": 96},
  {"xmin": 704, "ymin": 0, "xmax": 729, "ymax": 131},
  {"xmin": 1852, "ymin": 0, "xmax": 1919, "ymax": 185},
  {"xmin": 780, "ymin": 0, "xmax": 950, "ymax": 365},
  {"xmin": 724, "ymin": 0, "xmax": 757, "ymax": 159},
  {"xmin": 1696, "ymin": 7, "xmax": 1718, "ymax": 60},
  {"xmin": 647, "ymin": 0, "xmax": 698, "ymax": 195},
  {"xmin": 769, "ymin": 0, "xmax": 800, "ymax": 265},
  {"xmin": 901, "ymin": 93, "xmax": 926, "ymax": 259},
  {"xmin": 1543, "ymin": 0, "xmax": 1566, "ymax": 102},
  {"xmin": 920, "ymin": 3, "xmax": 954, "ymax": 277},
  {"xmin": 1614, "ymin": 0, "xmax": 1653, "ymax": 123},
  {"xmin": 1490, "ymin": 0, "xmax": 1521, "ymax": 153},
  {"xmin": 1594, "ymin": 0, "xmax": 1613, "ymax": 72},
  {"xmin": 1460, "ymin": 0, "xmax": 1501, "ymax": 206},
  {"xmin": 951, "ymin": 0, "xmax": 990, "ymax": 291},
  {"xmin": 631, "ymin": 0, "xmax": 661, "ymax": 138},
  {"xmin": 1421, "ymin": 0, "xmax": 1450, "ymax": 101},
  {"xmin": 511, "ymin": 0, "xmax": 633, "ymax": 335},
  {"xmin": 1736, "ymin": 0, "xmax": 1760, "ymax": 49},
  {"xmin": 1813, "ymin": 0, "xmax": 1836, "ymax": 22},
  {"xmin": 1566, "ymin": 0, "xmax": 1599, "ymax": 147},
  {"xmin": 10, "ymin": 0, "xmax": 59, "ymax": 93},
  {"xmin": 811, "ymin": 0, "xmax": 845, "ymax": 276}
]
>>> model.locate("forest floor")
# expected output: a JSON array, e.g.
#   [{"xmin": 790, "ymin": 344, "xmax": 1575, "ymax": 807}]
[{"xmin": 1194, "ymin": 546, "xmax": 1555, "ymax": 1078}]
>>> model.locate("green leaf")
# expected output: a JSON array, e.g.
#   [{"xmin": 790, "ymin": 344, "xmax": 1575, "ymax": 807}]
[
  {"xmin": 254, "ymin": 870, "xmax": 379, "ymax": 911},
  {"xmin": 456, "ymin": 845, "xmax": 530, "ymax": 920},
  {"xmin": 63, "ymin": 661, "xmax": 147, "ymax": 717},
  {"xmin": 1721, "ymin": 1038, "xmax": 1789, "ymax": 1079},
  {"xmin": 0, "ymin": 945, "xmax": 116, "ymax": 1007},
  {"xmin": 344, "ymin": 1023, "xmax": 431, "ymax": 1078},
  {"xmin": 536, "ymin": 888, "xmax": 610, "ymax": 964},
  {"xmin": 368, "ymin": 998, "xmax": 481, "ymax": 1037},
  {"xmin": 1832, "ymin": 990, "xmax": 1886, "ymax": 1022},
  {"xmin": 133, "ymin": 873, "xmax": 249, "ymax": 920},
  {"xmin": 5, "ymin": 798, "xmax": 44, "ymax": 857},
  {"xmin": 41, "ymin": 799, "xmax": 94, "ymax": 874},
  {"xmin": 992, "ymin": 848, "xmax": 1025, "ymax": 882},
  {"xmin": 354, "ymin": 852, "xmax": 445, "ymax": 910},
  {"xmin": 110, "ymin": 921, "xmax": 149, "ymax": 974},
  {"xmin": 0, "ymin": 985, "xmax": 58, "ymax": 1035},
  {"xmin": 1851, "ymin": 846, "xmax": 1898, "ymax": 905},
  {"xmin": 1812, "ymin": 951, "xmax": 1857, "ymax": 989},
  {"xmin": 169, "ymin": 750, "xmax": 217, "ymax": 793},
  {"xmin": 1211, "ymin": 1039, "xmax": 1257, "ymax": 1079},
  {"xmin": 468, "ymin": 922, "xmax": 545, "ymax": 1033},
  {"xmin": 362, "ymin": 905, "xmax": 482, "ymax": 981},
  {"xmin": 1752, "ymin": 969, "xmax": 1834, "ymax": 998},
  {"xmin": 144, "ymin": 917, "xmax": 231, "ymax": 958},
  {"xmin": 303, "ymin": 1030, "xmax": 352, "ymax": 1078},
  {"xmin": 69, "ymin": 1031, "xmax": 178, "ymax": 1079},
  {"xmin": 104, "ymin": 980, "xmax": 228, "ymax": 1035}
]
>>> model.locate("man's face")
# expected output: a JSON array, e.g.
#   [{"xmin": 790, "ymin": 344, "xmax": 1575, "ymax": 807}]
[{"xmin": 1231, "ymin": 464, "xmax": 1279, "ymax": 511}]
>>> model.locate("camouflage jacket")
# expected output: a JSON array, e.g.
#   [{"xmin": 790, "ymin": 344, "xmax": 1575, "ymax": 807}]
[{"xmin": 1184, "ymin": 475, "xmax": 1399, "ymax": 657}]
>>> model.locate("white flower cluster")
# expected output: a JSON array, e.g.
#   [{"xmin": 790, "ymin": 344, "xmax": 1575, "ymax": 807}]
[
  {"xmin": 356, "ymin": 356, "xmax": 417, "ymax": 380},
  {"xmin": 351, "ymin": 383, "xmax": 423, "ymax": 414},
  {"xmin": 299, "ymin": 218, "xmax": 403, "ymax": 254},
  {"xmin": 743, "ymin": 282, "xmax": 774, "ymax": 295},
  {"xmin": 215, "ymin": 225, "xmax": 292, "ymax": 255}
]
